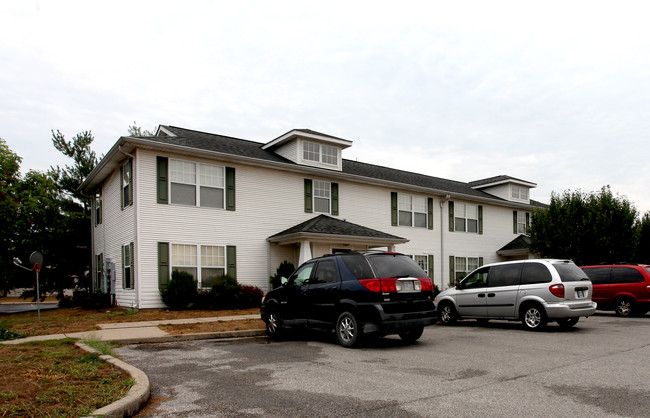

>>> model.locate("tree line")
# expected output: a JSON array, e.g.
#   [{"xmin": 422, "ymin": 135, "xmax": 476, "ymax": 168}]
[{"xmin": 0, "ymin": 123, "xmax": 152, "ymax": 299}]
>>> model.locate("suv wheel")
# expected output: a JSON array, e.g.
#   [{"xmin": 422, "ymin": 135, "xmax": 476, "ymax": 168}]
[
  {"xmin": 439, "ymin": 302, "xmax": 458, "ymax": 325},
  {"xmin": 399, "ymin": 326, "xmax": 424, "ymax": 343},
  {"xmin": 614, "ymin": 297, "xmax": 635, "ymax": 317},
  {"xmin": 521, "ymin": 304, "xmax": 548, "ymax": 331},
  {"xmin": 266, "ymin": 311, "xmax": 283, "ymax": 338},
  {"xmin": 336, "ymin": 311, "xmax": 361, "ymax": 348}
]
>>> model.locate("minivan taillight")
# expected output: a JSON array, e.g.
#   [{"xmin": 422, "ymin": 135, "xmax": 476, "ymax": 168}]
[{"xmin": 549, "ymin": 284, "xmax": 565, "ymax": 298}]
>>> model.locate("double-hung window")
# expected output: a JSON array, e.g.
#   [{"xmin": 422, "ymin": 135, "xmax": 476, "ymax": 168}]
[
  {"xmin": 511, "ymin": 185, "xmax": 529, "ymax": 201},
  {"xmin": 201, "ymin": 246, "xmax": 225, "ymax": 288},
  {"xmin": 121, "ymin": 159, "xmax": 133, "ymax": 209},
  {"xmin": 170, "ymin": 159, "xmax": 225, "ymax": 208},
  {"xmin": 454, "ymin": 256, "xmax": 480, "ymax": 282},
  {"xmin": 399, "ymin": 194, "xmax": 427, "ymax": 228},
  {"xmin": 303, "ymin": 141, "xmax": 338, "ymax": 166},
  {"xmin": 517, "ymin": 211, "xmax": 527, "ymax": 234},
  {"xmin": 171, "ymin": 244, "xmax": 227, "ymax": 289},
  {"xmin": 454, "ymin": 203, "xmax": 478, "ymax": 233},
  {"xmin": 313, "ymin": 180, "xmax": 331, "ymax": 213},
  {"xmin": 122, "ymin": 243, "xmax": 134, "ymax": 289}
]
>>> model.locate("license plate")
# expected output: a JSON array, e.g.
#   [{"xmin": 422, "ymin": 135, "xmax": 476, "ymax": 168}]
[
  {"xmin": 576, "ymin": 289, "xmax": 586, "ymax": 299},
  {"xmin": 401, "ymin": 281, "xmax": 414, "ymax": 292}
]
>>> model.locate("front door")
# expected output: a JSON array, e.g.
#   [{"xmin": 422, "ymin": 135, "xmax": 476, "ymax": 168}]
[{"xmin": 454, "ymin": 267, "xmax": 489, "ymax": 317}]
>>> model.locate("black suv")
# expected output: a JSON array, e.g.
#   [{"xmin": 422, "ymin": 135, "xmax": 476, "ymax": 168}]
[{"xmin": 260, "ymin": 251, "xmax": 437, "ymax": 348}]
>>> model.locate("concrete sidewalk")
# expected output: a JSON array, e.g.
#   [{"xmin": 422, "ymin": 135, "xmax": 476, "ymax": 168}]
[{"xmin": 2, "ymin": 314, "xmax": 266, "ymax": 345}]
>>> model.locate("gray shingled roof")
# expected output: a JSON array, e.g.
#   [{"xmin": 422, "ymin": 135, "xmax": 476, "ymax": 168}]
[
  {"xmin": 150, "ymin": 126, "xmax": 509, "ymax": 202},
  {"xmin": 269, "ymin": 214, "xmax": 406, "ymax": 240},
  {"xmin": 497, "ymin": 234, "xmax": 531, "ymax": 252}
]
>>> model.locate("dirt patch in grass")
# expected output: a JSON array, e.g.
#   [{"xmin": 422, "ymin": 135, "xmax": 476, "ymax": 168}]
[
  {"xmin": 1, "ymin": 306, "xmax": 260, "ymax": 337},
  {"xmin": 0, "ymin": 339, "xmax": 132, "ymax": 417},
  {"xmin": 159, "ymin": 318, "xmax": 265, "ymax": 335}
]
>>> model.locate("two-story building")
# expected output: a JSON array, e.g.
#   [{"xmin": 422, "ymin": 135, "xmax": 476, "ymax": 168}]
[{"xmin": 80, "ymin": 125, "xmax": 542, "ymax": 309}]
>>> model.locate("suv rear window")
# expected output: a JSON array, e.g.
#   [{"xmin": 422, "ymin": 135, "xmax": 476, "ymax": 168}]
[
  {"xmin": 340, "ymin": 255, "xmax": 374, "ymax": 280},
  {"xmin": 366, "ymin": 254, "xmax": 427, "ymax": 278},
  {"xmin": 553, "ymin": 262, "xmax": 589, "ymax": 282}
]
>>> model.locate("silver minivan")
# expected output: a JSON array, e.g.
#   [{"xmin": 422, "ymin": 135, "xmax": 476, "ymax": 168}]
[{"xmin": 434, "ymin": 259, "xmax": 597, "ymax": 330}]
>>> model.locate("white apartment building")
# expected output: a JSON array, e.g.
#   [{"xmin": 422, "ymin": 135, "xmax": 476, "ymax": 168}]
[{"xmin": 80, "ymin": 126, "xmax": 541, "ymax": 309}]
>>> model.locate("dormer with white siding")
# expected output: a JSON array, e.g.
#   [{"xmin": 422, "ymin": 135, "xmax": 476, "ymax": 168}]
[
  {"xmin": 469, "ymin": 175, "xmax": 537, "ymax": 204},
  {"xmin": 262, "ymin": 129, "xmax": 352, "ymax": 171}
]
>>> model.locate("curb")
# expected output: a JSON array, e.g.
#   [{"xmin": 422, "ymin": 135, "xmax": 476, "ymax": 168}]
[
  {"xmin": 106, "ymin": 328, "xmax": 266, "ymax": 344},
  {"xmin": 76, "ymin": 341, "xmax": 150, "ymax": 418}
]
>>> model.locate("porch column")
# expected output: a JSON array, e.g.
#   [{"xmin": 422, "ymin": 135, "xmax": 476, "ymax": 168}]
[{"xmin": 299, "ymin": 240, "xmax": 312, "ymax": 264}]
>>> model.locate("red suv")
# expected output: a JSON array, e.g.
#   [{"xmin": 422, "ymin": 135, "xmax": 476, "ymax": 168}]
[{"xmin": 580, "ymin": 264, "xmax": 650, "ymax": 317}]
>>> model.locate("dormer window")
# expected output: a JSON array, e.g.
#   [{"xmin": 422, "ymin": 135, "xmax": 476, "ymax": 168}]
[
  {"xmin": 511, "ymin": 185, "xmax": 529, "ymax": 201},
  {"xmin": 303, "ymin": 141, "xmax": 338, "ymax": 166}
]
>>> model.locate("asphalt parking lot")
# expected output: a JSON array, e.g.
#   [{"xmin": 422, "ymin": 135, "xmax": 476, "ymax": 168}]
[{"xmin": 117, "ymin": 313, "xmax": 650, "ymax": 417}]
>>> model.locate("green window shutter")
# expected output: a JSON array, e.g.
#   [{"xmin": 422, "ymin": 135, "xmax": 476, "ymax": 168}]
[
  {"xmin": 513, "ymin": 211, "xmax": 518, "ymax": 234},
  {"xmin": 120, "ymin": 165, "xmax": 124, "ymax": 209},
  {"xmin": 448, "ymin": 201, "xmax": 455, "ymax": 232},
  {"xmin": 525, "ymin": 212, "xmax": 530, "ymax": 233},
  {"xmin": 427, "ymin": 198, "xmax": 434, "ymax": 230},
  {"xmin": 331, "ymin": 182, "xmax": 339, "ymax": 216},
  {"xmin": 158, "ymin": 242, "xmax": 170, "ymax": 288},
  {"xmin": 127, "ymin": 159, "xmax": 133, "ymax": 206},
  {"xmin": 478, "ymin": 205, "xmax": 483, "ymax": 235},
  {"xmin": 226, "ymin": 167, "xmax": 236, "ymax": 211},
  {"xmin": 449, "ymin": 255, "xmax": 455, "ymax": 286},
  {"xmin": 304, "ymin": 179, "xmax": 313, "ymax": 213},
  {"xmin": 157, "ymin": 157, "xmax": 168, "ymax": 204},
  {"xmin": 121, "ymin": 245, "xmax": 126, "ymax": 288},
  {"xmin": 226, "ymin": 245, "xmax": 237, "ymax": 279},
  {"xmin": 129, "ymin": 242, "xmax": 135, "ymax": 289},
  {"xmin": 479, "ymin": 257, "xmax": 484, "ymax": 267},
  {"xmin": 428, "ymin": 255, "xmax": 434, "ymax": 279},
  {"xmin": 391, "ymin": 192, "xmax": 398, "ymax": 226}
]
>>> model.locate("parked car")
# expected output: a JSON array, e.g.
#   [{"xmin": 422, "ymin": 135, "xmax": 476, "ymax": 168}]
[
  {"xmin": 434, "ymin": 259, "xmax": 597, "ymax": 330},
  {"xmin": 260, "ymin": 251, "xmax": 438, "ymax": 348},
  {"xmin": 580, "ymin": 264, "xmax": 650, "ymax": 317}
]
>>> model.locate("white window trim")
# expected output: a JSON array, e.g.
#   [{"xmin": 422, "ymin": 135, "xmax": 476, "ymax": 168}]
[{"xmin": 169, "ymin": 158, "xmax": 226, "ymax": 209}]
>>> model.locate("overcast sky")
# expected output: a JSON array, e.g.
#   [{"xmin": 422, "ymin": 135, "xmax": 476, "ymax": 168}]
[{"xmin": 2, "ymin": 1, "xmax": 649, "ymax": 213}]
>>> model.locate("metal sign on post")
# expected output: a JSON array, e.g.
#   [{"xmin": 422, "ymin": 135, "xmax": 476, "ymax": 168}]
[{"xmin": 28, "ymin": 252, "xmax": 44, "ymax": 321}]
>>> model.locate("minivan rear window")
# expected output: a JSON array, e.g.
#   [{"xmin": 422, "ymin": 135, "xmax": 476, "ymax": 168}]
[
  {"xmin": 520, "ymin": 263, "xmax": 552, "ymax": 284},
  {"xmin": 340, "ymin": 255, "xmax": 374, "ymax": 280},
  {"xmin": 366, "ymin": 254, "xmax": 427, "ymax": 278},
  {"xmin": 611, "ymin": 267, "xmax": 644, "ymax": 284},
  {"xmin": 553, "ymin": 262, "xmax": 589, "ymax": 282}
]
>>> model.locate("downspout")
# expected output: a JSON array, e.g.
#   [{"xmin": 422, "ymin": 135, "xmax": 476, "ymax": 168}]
[
  {"xmin": 118, "ymin": 146, "xmax": 139, "ymax": 309},
  {"xmin": 440, "ymin": 194, "xmax": 451, "ymax": 290}
]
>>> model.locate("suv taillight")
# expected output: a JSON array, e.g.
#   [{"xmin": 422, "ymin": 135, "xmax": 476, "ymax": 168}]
[
  {"xmin": 549, "ymin": 284, "xmax": 565, "ymax": 298},
  {"xmin": 359, "ymin": 277, "xmax": 433, "ymax": 293},
  {"xmin": 419, "ymin": 277, "xmax": 434, "ymax": 291}
]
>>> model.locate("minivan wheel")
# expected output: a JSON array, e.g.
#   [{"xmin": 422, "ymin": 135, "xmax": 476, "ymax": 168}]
[
  {"xmin": 336, "ymin": 311, "xmax": 361, "ymax": 348},
  {"xmin": 614, "ymin": 297, "xmax": 635, "ymax": 317},
  {"xmin": 557, "ymin": 317, "xmax": 579, "ymax": 329},
  {"xmin": 521, "ymin": 304, "xmax": 548, "ymax": 331},
  {"xmin": 399, "ymin": 326, "xmax": 424, "ymax": 343},
  {"xmin": 439, "ymin": 302, "xmax": 458, "ymax": 325}
]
